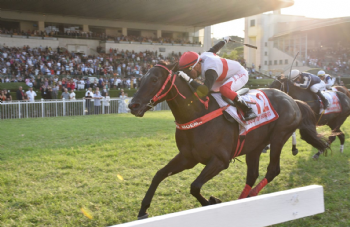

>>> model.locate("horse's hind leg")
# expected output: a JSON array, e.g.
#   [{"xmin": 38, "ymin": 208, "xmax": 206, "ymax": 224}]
[
  {"xmin": 337, "ymin": 130, "xmax": 345, "ymax": 153},
  {"xmin": 327, "ymin": 117, "xmax": 346, "ymax": 153},
  {"xmin": 137, "ymin": 154, "xmax": 197, "ymax": 219},
  {"xmin": 238, "ymin": 148, "xmax": 264, "ymax": 199},
  {"xmin": 190, "ymin": 156, "xmax": 229, "ymax": 206},
  {"xmin": 248, "ymin": 133, "xmax": 292, "ymax": 197},
  {"xmin": 292, "ymin": 131, "xmax": 298, "ymax": 156}
]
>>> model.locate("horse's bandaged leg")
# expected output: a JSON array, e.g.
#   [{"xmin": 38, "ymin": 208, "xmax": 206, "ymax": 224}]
[
  {"xmin": 292, "ymin": 132, "xmax": 297, "ymax": 145},
  {"xmin": 340, "ymin": 145, "xmax": 344, "ymax": 153},
  {"xmin": 238, "ymin": 184, "xmax": 252, "ymax": 199},
  {"xmin": 248, "ymin": 178, "xmax": 268, "ymax": 197}
]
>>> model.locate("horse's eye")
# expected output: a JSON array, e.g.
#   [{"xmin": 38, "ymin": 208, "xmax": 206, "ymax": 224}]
[{"xmin": 152, "ymin": 78, "xmax": 157, "ymax": 82}]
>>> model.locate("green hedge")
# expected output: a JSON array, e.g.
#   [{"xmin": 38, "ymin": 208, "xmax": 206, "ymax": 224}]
[
  {"xmin": 8, "ymin": 89, "xmax": 137, "ymax": 100},
  {"xmin": 0, "ymin": 82, "xmax": 30, "ymax": 92},
  {"xmin": 247, "ymin": 79, "xmax": 274, "ymax": 86}
]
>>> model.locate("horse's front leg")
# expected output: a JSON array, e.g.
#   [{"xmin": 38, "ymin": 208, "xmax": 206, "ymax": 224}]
[
  {"xmin": 190, "ymin": 156, "xmax": 229, "ymax": 206},
  {"xmin": 138, "ymin": 153, "xmax": 197, "ymax": 219}
]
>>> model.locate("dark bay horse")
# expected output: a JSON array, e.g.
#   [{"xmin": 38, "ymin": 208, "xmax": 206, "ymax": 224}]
[
  {"xmin": 270, "ymin": 78, "xmax": 350, "ymax": 158},
  {"xmin": 128, "ymin": 63, "xmax": 328, "ymax": 219}
]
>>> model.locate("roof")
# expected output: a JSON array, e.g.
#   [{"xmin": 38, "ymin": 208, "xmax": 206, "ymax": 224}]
[
  {"xmin": 0, "ymin": 0, "xmax": 294, "ymax": 27},
  {"xmin": 270, "ymin": 17, "xmax": 350, "ymax": 40}
]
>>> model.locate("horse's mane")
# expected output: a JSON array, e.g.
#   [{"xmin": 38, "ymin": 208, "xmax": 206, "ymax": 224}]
[
  {"xmin": 156, "ymin": 61, "xmax": 179, "ymax": 72},
  {"xmin": 156, "ymin": 60, "xmax": 170, "ymax": 66}
]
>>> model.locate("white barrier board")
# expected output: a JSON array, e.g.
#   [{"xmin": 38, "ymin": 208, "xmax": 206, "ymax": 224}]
[{"xmin": 111, "ymin": 185, "xmax": 324, "ymax": 227}]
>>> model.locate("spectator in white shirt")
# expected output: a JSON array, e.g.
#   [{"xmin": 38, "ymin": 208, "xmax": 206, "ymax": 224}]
[
  {"xmin": 26, "ymin": 87, "xmax": 37, "ymax": 102},
  {"xmin": 85, "ymin": 87, "xmax": 93, "ymax": 96},
  {"xmin": 69, "ymin": 89, "xmax": 76, "ymax": 100}
]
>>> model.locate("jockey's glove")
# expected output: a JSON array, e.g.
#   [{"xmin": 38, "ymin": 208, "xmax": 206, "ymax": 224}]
[
  {"xmin": 178, "ymin": 71, "xmax": 193, "ymax": 83},
  {"xmin": 223, "ymin": 36, "xmax": 231, "ymax": 43}
]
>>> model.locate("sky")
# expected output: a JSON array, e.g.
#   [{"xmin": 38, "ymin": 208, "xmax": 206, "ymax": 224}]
[{"xmin": 211, "ymin": 0, "xmax": 350, "ymax": 38}]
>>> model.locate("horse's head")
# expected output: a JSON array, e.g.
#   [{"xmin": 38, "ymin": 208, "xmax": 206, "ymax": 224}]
[
  {"xmin": 269, "ymin": 76, "xmax": 288, "ymax": 91},
  {"xmin": 129, "ymin": 62, "xmax": 178, "ymax": 117}
]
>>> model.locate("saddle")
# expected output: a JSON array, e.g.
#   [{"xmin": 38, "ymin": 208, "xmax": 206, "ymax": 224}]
[{"xmin": 211, "ymin": 88, "xmax": 250, "ymax": 123}]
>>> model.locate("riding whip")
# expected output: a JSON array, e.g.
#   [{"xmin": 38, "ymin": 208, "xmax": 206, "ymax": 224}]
[{"xmin": 229, "ymin": 40, "xmax": 257, "ymax": 49}]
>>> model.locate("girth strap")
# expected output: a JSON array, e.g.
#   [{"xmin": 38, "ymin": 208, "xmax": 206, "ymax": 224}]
[{"xmin": 175, "ymin": 105, "xmax": 229, "ymax": 130}]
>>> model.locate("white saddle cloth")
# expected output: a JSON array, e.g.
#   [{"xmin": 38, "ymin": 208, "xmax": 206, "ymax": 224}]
[
  {"xmin": 212, "ymin": 89, "xmax": 279, "ymax": 135},
  {"xmin": 320, "ymin": 91, "xmax": 341, "ymax": 114}
]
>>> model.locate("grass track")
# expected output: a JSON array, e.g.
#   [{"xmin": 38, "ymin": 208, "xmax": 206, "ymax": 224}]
[{"xmin": 0, "ymin": 111, "xmax": 349, "ymax": 227}]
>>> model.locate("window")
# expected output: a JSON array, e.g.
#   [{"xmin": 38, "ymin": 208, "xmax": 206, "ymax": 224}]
[
  {"xmin": 269, "ymin": 61, "xmax": 272, "ymax": 65},
  {"xmin": 265, "ymin": 52, "xmax": 267, "ymax": 56},
  {"xmin": 274, "ymin": 60, "xmax": 277, "ymax": 65},
  {"xmin": 264, "ymin": 61, "xmax": 267, "ymax": 65},
  {"xmin": 159, "ymin": 48, "xmax": 166, "ymax": 52},
  {"xmin": 279, "ymin": 60, "xmax": 283, "ymax": 65},
  {"xmin": 285, "ymin": 59, "xmax": 288, "ymax": 64},
  {"xmin": 265, "ymin": 42, "xmax": 267, "ymax": 47},
  {"xmin": 250, "ymin": 20, "xmax": 255, "ymax": 27}
]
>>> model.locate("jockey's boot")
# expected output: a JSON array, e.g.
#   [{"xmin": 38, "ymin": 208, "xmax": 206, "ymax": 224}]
[
  {"xmin": 233, "ymin": 95, "xmax": 257, "ymax": 121},
  {"xmin": 317, "ymin": 90, "xmax": 330, "ymax": 109}
]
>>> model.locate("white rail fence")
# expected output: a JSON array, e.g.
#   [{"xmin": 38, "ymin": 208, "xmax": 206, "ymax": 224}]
[
  {"xmin": 112, "ymin": 185, "xmax": 324, "ymax": 227},
  {"xmin": 0, "ymin": 98, "xmax": 170, "ymax": 120}
]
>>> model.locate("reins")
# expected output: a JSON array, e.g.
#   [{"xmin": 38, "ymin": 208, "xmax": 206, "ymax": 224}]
[{"xmin": 149, "ymin": 64, "xmax": 209, "ymax": 109}]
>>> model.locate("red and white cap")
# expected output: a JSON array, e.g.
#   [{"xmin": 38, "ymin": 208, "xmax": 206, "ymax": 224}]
[{"xmin": 179, "ymin": 52, "xmax": 201, "ymax": 70}]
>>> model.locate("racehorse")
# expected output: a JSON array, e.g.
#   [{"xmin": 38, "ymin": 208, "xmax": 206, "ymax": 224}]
[
  {"xmin": 270, "ymin": 77, "xmax": 350, "ymax": 158},
  {"xmin": 128, "ymin": 62, "xmax": 328, "ymax": 219}
]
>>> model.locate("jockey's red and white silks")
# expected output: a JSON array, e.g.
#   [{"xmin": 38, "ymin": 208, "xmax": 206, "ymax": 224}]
[{"xmin": 200, "ymin": 52, "xmax": 248, "ymax": 94}]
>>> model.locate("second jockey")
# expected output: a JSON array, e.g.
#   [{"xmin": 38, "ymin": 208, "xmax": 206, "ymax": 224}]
[
  {"xmin": 290, "ymin": 69, "xmax": 330, "ymax": 108},
  {"xmin": 317, "ymin": 70, "xmax": 336, "ymax": 90},
  {"xmin": 177, "ymin": 37, "xmax": 257, "ymax": 121}
]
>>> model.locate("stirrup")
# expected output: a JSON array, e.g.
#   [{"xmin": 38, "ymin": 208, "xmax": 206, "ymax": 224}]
[{"xmin": 243, "ymin": 110, "xmax": 257, "ymax": 121}]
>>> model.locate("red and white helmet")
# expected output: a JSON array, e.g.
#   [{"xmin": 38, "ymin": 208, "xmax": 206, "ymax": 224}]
[{"xmin": 179, "ymin": 52, "xmax": 201, "ymax": 70}]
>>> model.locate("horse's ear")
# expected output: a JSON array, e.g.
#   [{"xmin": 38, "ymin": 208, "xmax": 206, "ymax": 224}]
[{"xmin": 167, "ymin": 62, "xmax": 179, "ymax": 72}]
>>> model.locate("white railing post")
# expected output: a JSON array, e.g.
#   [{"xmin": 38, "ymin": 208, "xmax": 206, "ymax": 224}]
[
  {"xmin": 83, "ymin": 99, "xmax": 86, "ymax": 116},
  {"xmin": 63, "ymin": 98, "xmax": 66, "ymax": 116},
  {"xmin": 26, "ymin": 102, "xmax": 28, "ymax": 118},
  {"xmin": 18, "ymin": 102, "xmax": 21, "ymax": 119},
  {"xmin": 56, "ymin": 102, "xmax": 58, "ymax": 117},
  {"xmin": 102, "ymin": 98, "xmax": 105, "ymax": 114},
  {"xmin": 41, "ymin": 99, "xmax": 44, "ymax": 117}
]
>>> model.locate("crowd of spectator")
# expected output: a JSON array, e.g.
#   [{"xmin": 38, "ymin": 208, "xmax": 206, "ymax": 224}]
[
  {"xmin": 0, "ymin": 44, "xmax": 185, "ymax": 101},
  {"xmin": 304, "ymin": 47, "xmax": 350, "ymax": 75},
  {"xmin": 0, "ymin": 27, "xmax": 199, "ymax": 45},
  {"xmin": 0, "ymin": 44, "xmax": 181, "ymax": 78}
]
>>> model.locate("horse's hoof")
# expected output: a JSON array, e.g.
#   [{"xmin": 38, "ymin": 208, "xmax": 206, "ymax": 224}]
[
  {"xmin": 312, "ymin": 154, "xmax": 319, "ymax": 160},
  {"xmin": 209, "ymin": 196, "xmax": 222, "ymax": 205},
  {"xmin": 137, "ymin": 213, "xmax": 149, "ymax": 220},
  {"xmin": 292, "ymin": 149, "xmax": 298, "ymax": 156}
]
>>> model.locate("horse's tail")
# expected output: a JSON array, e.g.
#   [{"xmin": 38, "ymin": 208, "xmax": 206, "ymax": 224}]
[{"xmin": 296, "ymin": 100, "xmax": 329, "ymax": 152}]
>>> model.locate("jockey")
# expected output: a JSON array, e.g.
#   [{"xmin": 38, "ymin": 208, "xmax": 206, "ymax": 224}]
[
  {"xmin": 177, "ymin": 37, "xmax": 257, "ymax": 121},
  {"xmin": 317, "ymin": 70, "xmax": 336, "ymax": 90},
  {"xmin": 290, "ymin": 69, "xmax": 329, "ymax": 108}
]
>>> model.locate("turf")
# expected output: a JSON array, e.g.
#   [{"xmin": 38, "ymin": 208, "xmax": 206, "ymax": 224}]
[{"xmin": 0, "ymin": 111, "xmax": 349, "ymax": 227}]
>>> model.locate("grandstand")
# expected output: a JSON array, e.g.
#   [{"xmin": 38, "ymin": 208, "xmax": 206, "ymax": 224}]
[
  {"xmin": 0, "ymin": 0, "xmax": 295, "ymax": 100},
  {"xmin": 0, "ymin": 0, "xmax": 293, "ymax": 56},
  {"xmin": 244, "ymin": 11, "xmax": 350, "ymax": 77}
]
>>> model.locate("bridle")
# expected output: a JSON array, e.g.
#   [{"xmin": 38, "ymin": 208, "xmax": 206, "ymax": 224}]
[{"xmin": 147, "ymin": 64, "xmax": 185, "ymax": 108}]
